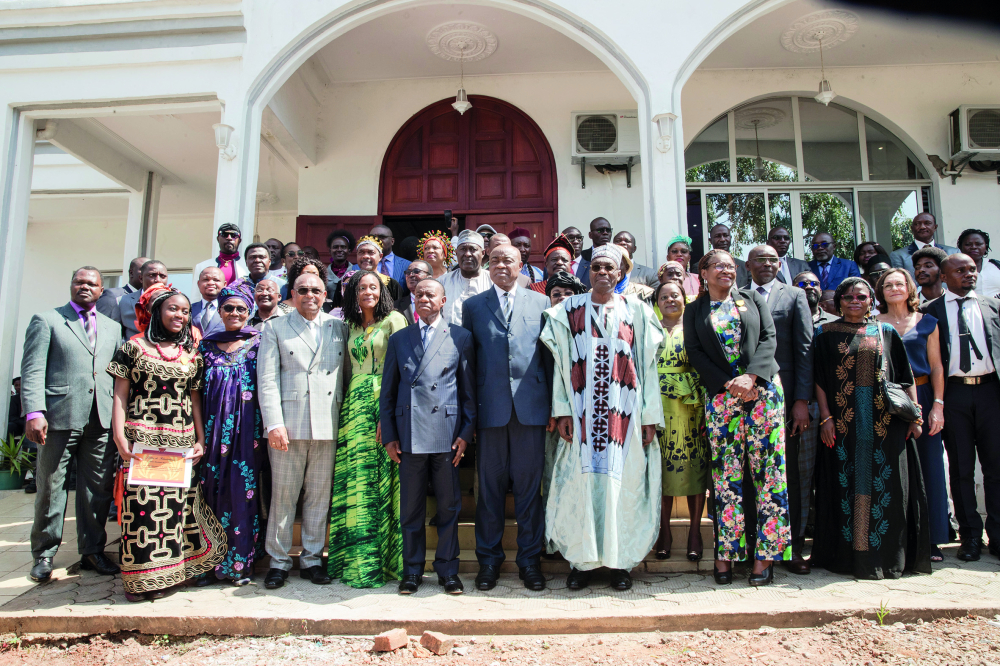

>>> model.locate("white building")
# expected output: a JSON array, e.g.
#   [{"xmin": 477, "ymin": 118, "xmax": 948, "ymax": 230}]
[{"xmin": 1, "ymin": 0, "xmax": 998, "ymax": 423}]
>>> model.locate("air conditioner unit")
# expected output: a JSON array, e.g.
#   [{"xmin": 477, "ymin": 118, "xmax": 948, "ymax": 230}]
[
  {"xmin": 571, "ymin": 111, "xmax": 641, "ymax": 165},
  {"xmin": 949, "ymin": 105, "xmax": 1000, "ymax": 161}
]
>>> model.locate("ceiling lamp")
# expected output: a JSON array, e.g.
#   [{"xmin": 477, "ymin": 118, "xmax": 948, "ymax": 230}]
[
  {"xmin": 752, "ymin": 119, "xmax": 765, "ymax": 180},
  {"xmin": 452, "ymin": 46, "xmax": 472, "ymax": 115},
  {"xmin": 814, "ymin": 36, "xmax": 837, "ymax": 106}
]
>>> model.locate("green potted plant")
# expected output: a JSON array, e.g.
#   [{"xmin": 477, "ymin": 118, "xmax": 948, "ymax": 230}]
[{"xmin": 0, "ymin": 435, "xmax": 34, "ymax": 491}]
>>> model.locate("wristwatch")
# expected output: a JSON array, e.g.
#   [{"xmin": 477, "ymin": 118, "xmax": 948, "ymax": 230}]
[{"xmin": 933, "ymin": 398, "xmax": 944, "ymax": 405}]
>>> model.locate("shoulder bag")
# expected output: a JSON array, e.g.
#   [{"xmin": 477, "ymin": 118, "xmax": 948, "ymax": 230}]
[{"xmin": 877, "ymin": 323, "xmax": 921, "ymax": 422}]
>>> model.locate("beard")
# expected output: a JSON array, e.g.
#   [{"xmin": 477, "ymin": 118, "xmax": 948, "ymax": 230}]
[{"xmin": 805, "ymin": 291, "xmax": 820, "ymax": 308}]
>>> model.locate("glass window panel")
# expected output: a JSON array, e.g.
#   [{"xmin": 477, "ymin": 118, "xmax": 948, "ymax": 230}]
[
  {"xmin": 734, "ymin": 98, "xmax": 798, "ymax": 182},
  {"xmin": 167, "ymin": 270, "xmax": 195, "ymax": 301},
  {"xmin": 706, "ymin": 192, "xmax": 766, "ymax": 261},
  {"xmin": 865, "ymin": 118, "xmax": 926, "ymax": 180},
  {"xmin": 799, "ymin": 100, "xmax": 863, "ymax": 182},
  {"xmin": 685, "ymin": 116, "xmax": 730, "ymax": 182},
  {"xmin": 858, "ymin": 190, "xmax": 919, "ymax": 252},
  {"xmin": 801, "ymin": 191, "xmax": 856, "ymax": 261}
]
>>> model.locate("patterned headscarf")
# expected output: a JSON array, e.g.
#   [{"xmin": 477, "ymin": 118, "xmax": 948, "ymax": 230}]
[
  {"xmin": 417, "ymin": 231, "xmax": 455, "ymax": 265},
  {"xmin": 544, "ymin": 234, "xmax": 575, "ymax": 259},
  {"xmin": 204, "ymin": 277, "xmax": 259, "ymax": 342},
  {"xmin": 134, "ymin": 283, "xmax": 172, "ymax": 335}
]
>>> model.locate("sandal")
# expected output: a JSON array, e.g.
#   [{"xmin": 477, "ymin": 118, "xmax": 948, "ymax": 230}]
[
  {"xmin": 931, "ymin": 546, "xmax": 944, "ymax": 562},
  {"xmin": 123, "ymin": 591, "xmax": 147, "ymax": 603}
]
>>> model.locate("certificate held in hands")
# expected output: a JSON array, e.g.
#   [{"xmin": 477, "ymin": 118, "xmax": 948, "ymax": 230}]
[{"xmin": 127, "ymin": 445, "xmax": 194, "ymax": 488}]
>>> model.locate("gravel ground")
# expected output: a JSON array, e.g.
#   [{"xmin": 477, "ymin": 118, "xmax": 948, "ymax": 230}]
[{"xmin": 0, "ymin": 615, "xmax": 996, "ymax": 666}]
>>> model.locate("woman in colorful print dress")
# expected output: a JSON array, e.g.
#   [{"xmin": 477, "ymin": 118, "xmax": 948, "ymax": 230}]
[
  {"xmin": 812, "ymin": 276, "xmax": 931, "ymax": 579},
  {"xmin": 327, "ymin": 262, "xmax": 408, "ymax": 587},
  {"xmin": 654, "ymin": 280, "xmax": 710, "ymax": 561},
  {"xmin": 197, "ymin": 278, "xmax": 267, "ymax": 586},
  {"xmin": 682, "ymin": 249, "xmax": 790, "ymax": 587},
  {"xmin": 108, "ymin": 285, "xmax": 225, "ymax": 602}
]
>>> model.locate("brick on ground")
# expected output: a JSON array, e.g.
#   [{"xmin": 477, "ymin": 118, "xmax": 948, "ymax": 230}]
[
  {"xmin": 420, "ymin": 630, "xmax": 454, "ymax": 655},
  {"xmin": 372, "ymin": 628, "xmax": 408, "ymax": 652}
]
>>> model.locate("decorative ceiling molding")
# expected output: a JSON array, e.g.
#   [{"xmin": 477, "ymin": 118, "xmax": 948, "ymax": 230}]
[
  {"xmin": 426, "ymin": 22, "xmax": 498, "ymax": 62},
  {"xmin": 780, "ymin": 9, "xmax": 859, "ymax": 53},
  {"xmin": 735, "ymin": 107, "xmax": 786, "ymax": 130}
]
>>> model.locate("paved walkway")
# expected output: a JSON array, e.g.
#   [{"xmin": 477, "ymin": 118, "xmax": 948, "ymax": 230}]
[{"xmin": 1, "ymin": 489, "xmax": 999, "ymax": 636}]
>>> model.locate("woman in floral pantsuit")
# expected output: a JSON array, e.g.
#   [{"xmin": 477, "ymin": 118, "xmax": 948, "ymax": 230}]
[{"xmin": 683, "ymin": 249, "xmax": 791, "ymax": 587}]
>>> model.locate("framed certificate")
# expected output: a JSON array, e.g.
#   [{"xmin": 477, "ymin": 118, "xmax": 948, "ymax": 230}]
[{"xmin": 127, "ymin": 445, "xmax": 193, "ymax": 488}]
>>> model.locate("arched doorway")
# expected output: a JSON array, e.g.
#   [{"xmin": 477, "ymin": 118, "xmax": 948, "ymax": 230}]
[{"xmin": 379, "ymin": 95, "xmax": 557, "ymax": 265}]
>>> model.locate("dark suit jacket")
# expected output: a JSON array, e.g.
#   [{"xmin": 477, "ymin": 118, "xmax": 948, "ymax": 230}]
[
  {"xmin": 631, "ymin": 263, "xmax": 659, "ymax": 289},
  {"xmin": 461, "ymin": 286, "xmax": 552, "ymax": 428},
  {"xmin": 191, "ymin": 299, "xmax": 225, "ymax": 338},
  {"xmin": 757, "ymin": 281, "xmax": 813, "ymax": 402},
  {"xmin": 95, "ymin": 284, "xmax": 135, "ymax": 321},
  {"xmin": 380, "ymin": 320, "xmax": 476, "ymax": 454},
  {"xmin": 921, "ymin": 294, "xmax": 1000, "ymax": 375},
  {"xmin": 393, "ymin": 294, "xmax": 415, "ymax": 325},
  {"xmin": 575, "ymin": 258, "xmax": 591, "ymax": 289},
  {"xmin": 683, "ymin": 288, "xmax": 781, "ymax": 397},
  {"xmin": 809, "ymin": 257, "xmax": 861, "ymax": 291},
  {"xmin": 776, "ymin": 256, "xmax": 811, "ymax": 284}
]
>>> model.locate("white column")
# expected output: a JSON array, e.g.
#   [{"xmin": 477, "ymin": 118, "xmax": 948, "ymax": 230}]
[
  {"xmin": 121, "ymin": 171, "xmax": 162, "ymax": 271},
  {"xmin": 210, "ymin": 101, "xmax": 260, "ymax": 251},
  {"xmin": 0, "ymin": 112, "xmax": 37, "ymax": 434}
]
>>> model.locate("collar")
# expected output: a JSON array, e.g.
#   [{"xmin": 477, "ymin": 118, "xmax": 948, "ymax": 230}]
[
  {"xmin": 217, "ymin": 252, "xmax": 240, "ymax": 263},
  {"xmin": 201, "ymin": 298, "xmax": 217, "ymax": 308},
  {"xmin": 494, "ymin": 282, "xmax": 517, "ymax": 300},
  {"xmin": 420, "ymin": 315, "xmax": 442, "ymax": 331},
  {"xmin": 945, "ymin": 290, "xmax": 977, "ymax": 303},
  {"xmin": 750, "ymin": 279, "xmax": 774, "ymax": 295},
  {"xmin": 123, "ymin": 283, "xmax": 138, "ymax": 294},
  {"xmin": 69, "ymin": 301, "xmax": 96, "ymax": 315},
  {"xmin": 914, "ymin": 239, "xmax": 934, "ymax": 250}
]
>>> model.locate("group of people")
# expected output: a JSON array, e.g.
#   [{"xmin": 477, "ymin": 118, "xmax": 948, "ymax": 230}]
[{"xmin": 18, "ymin": 211, "xmax": 1000, "ymax": 603}]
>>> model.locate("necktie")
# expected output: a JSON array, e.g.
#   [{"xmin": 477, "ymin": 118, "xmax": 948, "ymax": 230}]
[
  {"xmin": 82, "ymin": 311, "xmax": 95, "ymax": 348},
  {"xmin": 956, "ymin": 297, "xmax": 983, "ymax": 374},
  {"xmin": 502, "ymin": 291, "xmax": 512, "ymax": 325},
  {"xmin": 202, "ymin": 302, "xmax": 215, "ymax": 329},
  {"xmin": 421, "ymin": 324, "xmax": 429, "ymax": 350},
  {"xmin": 378, "ymin": 257, "xmax": 390, "ymax": 278},
  {"xmin": 757, "ymin": 285, "xmax": 767, "ymax": 297},
  {"xmin": 820, "ymin": 263, "xmax": 830, "ymax": 287}
]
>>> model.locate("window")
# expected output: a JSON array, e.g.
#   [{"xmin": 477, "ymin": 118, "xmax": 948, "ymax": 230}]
[{"xmin": 685, "ymin": 116, "xmax": 730, "ymax": 183}]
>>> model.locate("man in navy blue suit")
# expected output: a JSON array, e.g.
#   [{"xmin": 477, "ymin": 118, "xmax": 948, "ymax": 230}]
[
  {"xmin": 461, "ymin": 244, "xmax": 552, "ymax": 592},
  {"xmin": 808, "ymin": 231, "xmax": 861, "ymax": 291},
  {"xmin": 381, "ymin": 279, "xmax": 476, "ymax": 595},
  {"xmin": 369, "ymin": 224, "xmax": 411, "ymax": 284}
]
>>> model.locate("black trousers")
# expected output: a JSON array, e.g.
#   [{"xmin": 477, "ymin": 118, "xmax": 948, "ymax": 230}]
[
  {"xmin": 400, "ymin": 451, "xmax": 461, "ymax": 577},
  {"xmin": 475, "ymin": 411, "xmax": 545, "ymax": 568},
  {"xmin": 942, "ymin": 380, "xmax": 1000, "ymax": 545},
  {"xmin": 30, "ymin": 402, "xmax": 115, "ymax": 559},
  {"xmin": 744, "ymin": 415, "xmax": 802, "ymax": 553}
]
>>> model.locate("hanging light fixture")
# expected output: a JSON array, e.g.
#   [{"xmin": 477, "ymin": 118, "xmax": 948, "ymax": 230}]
[
  {"xmin": 814, "ymin": 36, "xmax": 837, "ymax": 106},
  {"xmin": 452, "ymin": 45, "xmax": 472, "ymax": 115},
  {"xmin": 752, "ymin": 119, "xmax": 765, "ymax": 180}
]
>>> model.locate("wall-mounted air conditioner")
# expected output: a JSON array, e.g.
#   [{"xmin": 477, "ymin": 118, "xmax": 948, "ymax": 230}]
[
  {"xmin": 571, "ymin": 111, "xmax": 640, "ymax": 165},
  {"xmin": 949, "ymin": 105, "xmax": 1000, "ymax": 161}
]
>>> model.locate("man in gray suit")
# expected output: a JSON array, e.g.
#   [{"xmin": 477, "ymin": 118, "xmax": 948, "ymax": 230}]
[
  {"xmin": 614, "ymin": 231, "xmax": 659, "ymax": 288},
  {"xmin": 890, "ymin": 212, "xmax": 959, "ymax": 276},
  {"xmin": 21, "ymin": 267, "xmax": 121, "ymax": 582},
  {"xmin": 461, "ymin": 244, "xmax": 552, "ymax": 592},
  {"xmin": 95, "ymin": 256, "xmax": 146, "ymax": 321},
  {"xmin": 381, "ymin": 279, "xmax": 476, "ymax": 595},
  {"xmin": 117, "ymin": 260, "xmax": 168, "ymax": 340},
  {"xmin": 257, "ymin": 272, "xmax": 348, "ymax": 589},
  {"xmin": 767, "ymin": 227, "xmax": 810, "ymax": 285},
  {"xmin": 746, "ymin": 245, "xmax": 814, "ymax": 573}
]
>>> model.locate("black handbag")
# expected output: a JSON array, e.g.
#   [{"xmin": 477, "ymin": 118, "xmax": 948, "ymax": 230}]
[{"xmin": 878, "ymin": 324, "xmax": 921, "ymax": 422}]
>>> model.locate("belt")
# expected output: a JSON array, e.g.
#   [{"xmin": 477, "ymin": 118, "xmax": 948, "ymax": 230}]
[
  {"xmin": 948, "ymin": 373, "xmax": 997, "ymax": 385},
  {"xmin": 913, "ymin": 375, "xmax": 929, "ymax": 386}
]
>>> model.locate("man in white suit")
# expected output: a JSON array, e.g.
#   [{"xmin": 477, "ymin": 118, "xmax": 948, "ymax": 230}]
[{"xmin": 257, "ymin": 272, "xmax": 349, "ymax": 589}]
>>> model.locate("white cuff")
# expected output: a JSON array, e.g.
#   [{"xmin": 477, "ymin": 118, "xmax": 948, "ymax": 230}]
[{"xmin": 266, "ymin": 424, "xmax": 284, "ymax": 434}]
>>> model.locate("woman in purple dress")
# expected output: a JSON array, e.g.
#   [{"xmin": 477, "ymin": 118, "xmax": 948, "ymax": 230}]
[{"xmin": 197, "ymin": 278, "xmax": 267, "ymax": 586}]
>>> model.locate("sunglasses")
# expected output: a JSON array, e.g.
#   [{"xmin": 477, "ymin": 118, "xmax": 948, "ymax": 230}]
[
  {"xmin": 221, "ymin": 304, "xmax": 249, "ymax": 314},
  {"xmin": 296, "ymin": 287, "xmax": 324, "ymax": 296},
  {"xmin": 752, "ymin": 257, "xmax": 780, "ymax": 265},
  {"xmin": 404, "ymin": 269, "xmax": 429, "ymax": 277},
  {"xmin": 811, "ymin": 242, "xmax": 832, "ymax": 250},
  {"xmin": 840, "ymin": 294, "xmax": 870, "ymax": 303},
  {"xmin": 286, "ymin": 250, "xmax": 306, "ymax": 257},
  {"xmin": 219, "ymin": 231, "xmax": 240, "ymax": 239},
  {"xmin": 796, "ymin": 280, "xmax": 820, "ymax": 288}
]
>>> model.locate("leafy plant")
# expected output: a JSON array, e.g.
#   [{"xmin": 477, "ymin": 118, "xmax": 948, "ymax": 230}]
[
  {"xmin": 875, "ymin": 599, "xmax": 891, "ymax": 626},
  {"xmin": 0, "ymin": 435, "xmax": 33, "ymax": 475}
]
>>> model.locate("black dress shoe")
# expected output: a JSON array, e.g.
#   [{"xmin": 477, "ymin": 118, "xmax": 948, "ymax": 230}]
[
  {"xmin": 475, "ymin": 564, "xmax": 500, "ymax": 591},
  {"xmin": 264, "ymin": 568, "xmax": 288, "ymax": 589},
  {"xmin": 518, "ymin": 565, "xmax": 546, "ymax": 591},
  {"xmin": 566, "ymin": 568, "xmax": 590, "ymax": 590},
  {"xmin": 713, "ymin": 564, "xmax": 732, "ymax": 586},
  {"xmin": 80, "ymin": 553, "xmax": 120, "ymax": 576},
  {"xmin": 609, "ymin": 569, "xmax": 632, "ymax": 591},
  {"xmin": 300, "ymin": 565, "xmax": 332, "ymax": 584},
  {"xmin": 958, "ymin": 538, "xmax": 982, "ymax": 562},
  {"xmin": 30, "ymin": 557, "xmax": 53, "ymax": 583},
  {"xmin": 23, "ymin": 479, "xmax": 36, "ymax": 494},
  {"xmin": 398, "ymin": 574, "xmax": 422, "ymax": 594},
  {"xmin": 989, "ymin": 543, "xmax": 1000, "ymax": 559},
  {"xmin": 193, "ymin": 573, "xmax": 215, "ymax": 587},
  {"xmin": 748, "ymin": 563, "xmax": 774, "ymax": 587},
  {"xmin": 438, "ymin": 574, "xmax": 464, "ymax": 594}
]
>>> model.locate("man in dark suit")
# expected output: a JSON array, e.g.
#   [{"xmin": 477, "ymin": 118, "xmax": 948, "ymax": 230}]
[
  {"xmin": 766, "ymin": 227, "xmax": 810, "ymax": 285},
  {"xmin": 614, "ymin": 231, "xmax": 659, "ymax": 288},
  {"xmin": 191, "ymin": 266, "xmax": 226, "ymax": 338},
  {"xmin": 369, "ymin": 224, "xmax": 412, "ymax": 284},
  {"xmin": 393, "ymin": 260, "xmax": 432, "ymax": 325},
  {"xmin": 745, "ymin": 245, "xmax": 814, "ymax": 573},
  {"xmin": 117, "ymin": 260, "xmax": 168, "ymax": 340},
  {"xmin": 710, "ymin": 224, "xmax": 749, "ymax": 288},
  {"xmin": 381, "ymin": 279, "xmax": 476, "ymax": 595},
  {"xmin": 461, "ymin": 244, "xmax": 551, "ymax": 592},
  {"xmin": 808, "ymin": 232, "xmax": 861, "ymax": 291},
  {"xmin": 890, "ymin": 213, "xmax": 959, "ymax": 277},
  {"xmin": 561, "ymin": 226, "xmax": 591, "ymax": 288},
  {"xmin": 922, "ymin": 253, "xmax": 1000, "ymax": 562},
  {"xmin": 95, "ymin": 256, "xmax": 146, "ymax": 321},
  {"xmin": 21, "ymin": 267, "xmax": 122, "ymax": 583},
  {"xmin": 580, "ymin": 217, "xmax": 612, "ymax": 262}
]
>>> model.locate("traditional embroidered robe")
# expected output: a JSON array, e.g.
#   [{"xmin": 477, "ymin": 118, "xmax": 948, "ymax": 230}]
[{"xmin": 540, "ymin": 293, "xmax": 665, "ymax": 570}]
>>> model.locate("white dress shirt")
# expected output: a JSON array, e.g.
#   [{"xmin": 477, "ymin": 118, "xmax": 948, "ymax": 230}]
[
  {"xmin": 945, "ymin": 290, "xmax": 995, "ymax": 377},
  {"xmin": 750, "ymin": 279, "xmax": 774, "ymax": 302},
  {"xmin": 570, "ymin": 257, "xmax": 580, "ymax": 275},
  {"xmin": 977, "ymin": 260, "xmax": 1000, "ymax": 298},
  {"xmin": 419, "ymin": 313, "xmax": 442, "ymax": 349},
  {"xmin": 304, "ymin": 317, "xmax": 321, "ymax": 347},
  {"xmin": 199, "ymin": 299, "xmax": 217, "ymax": 329},
  {"xmin": 494, "ymin": 281, "xmax": 518, "ymax": 316},
  {"xmin": 777, "ymin": 256, "xmax": 791, "ymax": 285}
]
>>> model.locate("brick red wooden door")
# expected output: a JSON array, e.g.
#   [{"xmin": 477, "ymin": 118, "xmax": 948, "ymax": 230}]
[{"xmin": 379, "ymin": 96, "xmax": 557, "ymax": 249}]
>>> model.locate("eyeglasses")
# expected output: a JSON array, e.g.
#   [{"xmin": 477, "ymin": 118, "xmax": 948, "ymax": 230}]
[
  {"xmin": 221, "ymin": 304, "xmax": 249, "ymax": 314},
  {"xmin": 403, "ymin": 268, "xmax": 429, "ymax": 277},
  {"xmin": 219, "ymin": 231, "xmax": 240, "ymax": 239},
  {"xmin": 840, "ymin": 294, "xmax": 870, "ymax": 303},
  {"xmin": 295, "ymin": 287, "xmax": 324, "ymax": 296},
  {"xmin": 286, "ymin": 250, "xmax": 306, "ymax": 257},
  {"xmin": 796, "ymin": 280, "xmax": 820, "ymax": 288},
  {"xmin": 564, "ymin": 234, "xmax": 584, "ymax": 242},
  {"xmin": 752, "ymin": 257, "xmax": 780, "ymax": 265},
  {"xmin": 709, "ymin": 262, "xmax": 736, "ymax": 273},
  {"xmin": 811, "ymin": 242, "xmax": 832, "ymax": 250},
  {"xmin": 770, "ymin": 235, "xmax": 791, "ymax": 242},
  {"xmin": 591, "ymin": 264, "xmax": 618, "ymax": 274}
]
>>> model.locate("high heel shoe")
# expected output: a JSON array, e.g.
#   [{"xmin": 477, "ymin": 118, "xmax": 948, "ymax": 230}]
[
  {"xmin": 655, "ymin": 550, "xmax": 669, "ymax": 560},
  {"xmin": 686, "ymin": 531, "xmax": 703, "ymax": 561},
  {"xmin": 748, "ymin": 563, "xmax": 773, "ymax": 587},
  {"xmin": 713, "ymin": 564, "xmax": 732, "ymax": 586}
]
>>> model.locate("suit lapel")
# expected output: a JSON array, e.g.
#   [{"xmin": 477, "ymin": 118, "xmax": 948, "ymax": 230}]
[
  {"xmin": 288, "ymin": 312, "xmax": 318, "ymax": 354},
  {"xmin": 61, "ymin": 305, "xmax": 95, "ymax": 355},
  {"xmin": 697, "ymin": 296, "xmax": 729, "ymax": 369},
  {"xmin": 414, "ymin": 322, "xmax": 448, "ymax": 379},
  {"xmin": 408, "ymin": 324, "xmax": 425, "ymax": 370},
  {"xmin": 510, "ymin": 287, "xmax": 526, "ymax": 325},
  {"xmin": 308, "ymin": 316, "xmax": 332, "ymax": 371},
  {"xmin": 907, "ymin": 242, "xmax": 918, "ymax": 256},
  {"xmin": 978, "ymin": 296, "xmax": 998, "ymax": 358},
  {"xmin": 487, "ymin": 288, "xmax": 507, "ymax": 329}
]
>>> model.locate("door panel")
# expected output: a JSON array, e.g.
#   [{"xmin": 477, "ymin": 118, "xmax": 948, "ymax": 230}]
[{"xmin": 464, "ymin": 212, "xmax": 555, "ymax": 268}]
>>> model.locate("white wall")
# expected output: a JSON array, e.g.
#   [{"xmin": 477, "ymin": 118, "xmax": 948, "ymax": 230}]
[
  {"xmin": 681, "ymin": 62, "xmax": 1000, "ymax": 246},
  {"xmin": 299, "ymin": 71, "xmax": 650, "ymax": 261}
]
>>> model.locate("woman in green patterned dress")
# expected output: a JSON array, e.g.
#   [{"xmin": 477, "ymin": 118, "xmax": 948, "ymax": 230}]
[
  {"xmin": 653, "ymin": 280, "xmax": 710, "ymax": 561},
  {"xmin": 327, "ymin": 262, "xmax": 408, "ymax": 588}
]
